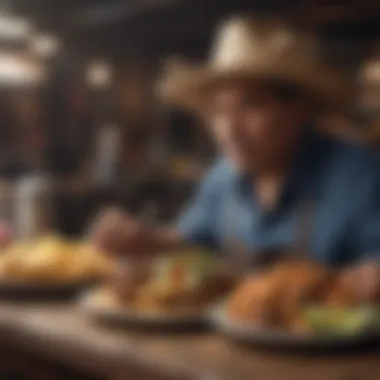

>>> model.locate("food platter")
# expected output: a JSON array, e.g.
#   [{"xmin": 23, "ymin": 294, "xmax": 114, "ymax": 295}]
[
  {"xmin": 78, "ymin": 289, "xmax": 208, "ymax": 331},
  {"xmin": 77, "ymin": 251, "xmax": 232, "ymax": 331},
  {"xmin": 0, "ymin": 236, "xmax": 113, "ymax": 299},
  {"xmin": 211, "ymin": 305, "xmax": 380, "ymax": 349},
  {"xmin": 211, "ymin": 260, "xmax": 380, "ymax": 350}
]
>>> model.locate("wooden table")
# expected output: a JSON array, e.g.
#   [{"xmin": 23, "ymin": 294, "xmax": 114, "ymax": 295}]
[{"xmin": 0, "ymin": 302, "xmax": 378, "ymax": 380}]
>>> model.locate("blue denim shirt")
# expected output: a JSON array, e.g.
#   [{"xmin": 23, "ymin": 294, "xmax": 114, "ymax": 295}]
[{"xmin": 178, "ymin": 131, "xmax": 380, "ymax": 266}]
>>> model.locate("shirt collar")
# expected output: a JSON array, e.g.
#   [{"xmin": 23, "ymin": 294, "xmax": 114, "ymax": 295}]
[{"xmin": 229, "ymin": 127, "xmax": 328, "ymax": 203}]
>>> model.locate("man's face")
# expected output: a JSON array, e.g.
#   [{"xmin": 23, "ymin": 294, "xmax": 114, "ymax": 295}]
[{"xmin": 206, "ymin": 80, "xmax": 307, "ymax": 171}]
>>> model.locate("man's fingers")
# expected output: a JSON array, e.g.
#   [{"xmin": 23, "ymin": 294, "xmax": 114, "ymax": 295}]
[
  {"xmin": 87, "ymin": 207, "xmax": 148, "ymax": 257},
  {"xmin": 339, "ymin": 262, "xmax": 380, "ymax": 303}
]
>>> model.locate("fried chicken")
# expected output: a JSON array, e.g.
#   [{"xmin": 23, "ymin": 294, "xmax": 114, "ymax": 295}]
[
  {"xmin": 227, "ymin": 260, "xmax": 334, "ymax": 331},
  {"xmin": 272, "ymin": 261, "xmax": 335, "ymax": 331},
  {"xmin": 226, "ymin": 269, "xmax": 285, "ymax": 326}
]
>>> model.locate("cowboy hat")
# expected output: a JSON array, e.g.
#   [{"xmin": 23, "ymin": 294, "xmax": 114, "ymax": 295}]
[
  {"xmin": 159, "ymin": 15, "xmax": 354, "ymax": 112},
  {"xmin": 357, "ymin": 50, "xmax": 380, "ymax": 113}
]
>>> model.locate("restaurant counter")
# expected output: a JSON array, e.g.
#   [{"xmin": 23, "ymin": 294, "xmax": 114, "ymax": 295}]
[{"xmin": 0, "ymin": 302, "xmax": 378, "ymax": 380}]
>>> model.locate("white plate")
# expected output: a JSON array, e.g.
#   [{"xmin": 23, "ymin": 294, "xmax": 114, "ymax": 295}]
[
  {"xmin": 78, "ymin": 290, "xmax": 208, "ymax": 330},
  {"xmin": 211, "ymin": 306, "xmax": 379, "ymax": 349}
]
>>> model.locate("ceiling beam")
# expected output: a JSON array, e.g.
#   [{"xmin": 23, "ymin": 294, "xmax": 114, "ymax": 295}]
[{"xmin": 69, "ymin": 0, "xmax": 180, "ymax": 29}]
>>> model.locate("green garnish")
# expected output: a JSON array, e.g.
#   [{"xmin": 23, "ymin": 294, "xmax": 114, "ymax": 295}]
[{"xmin": 303, "ymin": 305, "xmax": 380, "ymax": 336}]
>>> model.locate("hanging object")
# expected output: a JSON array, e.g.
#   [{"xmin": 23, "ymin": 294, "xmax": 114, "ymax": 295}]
[
  {"xmin": 0, "ymin": 11, "xmax": 32, "ymax": 41},
  {"xmin": 30, "ymin": 34, "xmax": 60, "ymax": 57},
  {"xmin": 0, "ymin": 52, "xmax": 44, "ymax": 86},
  {"xmin": 86, "ymin": 61, "xmax": 112, "ymax": 89}
]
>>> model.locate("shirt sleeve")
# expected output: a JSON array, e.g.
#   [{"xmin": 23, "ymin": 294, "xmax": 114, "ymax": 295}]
[{"xmin": 177, "ymin": 162, "xmax": 223, "ymax": 248}]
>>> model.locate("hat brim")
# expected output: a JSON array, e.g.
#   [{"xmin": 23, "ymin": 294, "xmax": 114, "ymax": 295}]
[{"xmin": 159, "ymin": 62, "xmax": 354, "ymax": 113}]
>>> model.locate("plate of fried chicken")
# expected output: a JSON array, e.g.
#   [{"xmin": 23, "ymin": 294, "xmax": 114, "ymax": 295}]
[{"xmin": 212, "ymin": 260, "xmax": 380, "ymax": 348}]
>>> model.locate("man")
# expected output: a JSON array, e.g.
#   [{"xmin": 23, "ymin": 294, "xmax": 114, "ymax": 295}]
[{"xmin": 90, "ymin": 17, "xmax": 380, "ymax": 299}]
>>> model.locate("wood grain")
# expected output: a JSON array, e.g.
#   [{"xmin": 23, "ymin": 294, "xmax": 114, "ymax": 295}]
[{"xmin": 0, "ymin": 303, "xmax": 378, "ymax": 380}]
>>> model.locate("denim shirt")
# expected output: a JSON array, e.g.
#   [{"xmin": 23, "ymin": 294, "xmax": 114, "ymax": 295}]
[{"xmin": 178, "ymin": 131, "xmax": 380, "ymax": 266}]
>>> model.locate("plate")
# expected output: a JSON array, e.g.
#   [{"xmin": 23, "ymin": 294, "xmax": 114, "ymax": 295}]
[
  {"xmin": 211, "ymin": 306, "xmax": 380, "ymax": 349},
  {"xmin": 78, "ymin": 290, "xmax": 208, "ymax": 331},
  {"xmin": 0, "ymin": 278, "xmax": 101, "ymax": 299}
]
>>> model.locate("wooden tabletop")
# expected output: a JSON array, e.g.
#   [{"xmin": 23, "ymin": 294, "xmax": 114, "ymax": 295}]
[{"xmin": 0, "ymin": 302, "xmax": 378, "ymax": 380}]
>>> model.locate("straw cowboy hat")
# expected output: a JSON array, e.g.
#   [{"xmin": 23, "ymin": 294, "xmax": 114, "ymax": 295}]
[
  {"xmin": 159, "ymin": 15, "xmax": 354, "ymax": 113},
  {"xmin": 356, "ymin": 50, "xmax": 380, "ymax": 146}
]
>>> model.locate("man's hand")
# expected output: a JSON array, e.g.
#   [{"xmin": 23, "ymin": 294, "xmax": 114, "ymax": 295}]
[
  {"xmin": 338, "ymin": 261, "xmax": 380, "ymax": 304},
  {"xmin": 89, "ymin": 208, "xmax": 183, "ymax": 257},
  {"xmin": 89, "ymin": 208, "xmax": 150, "ymax": 256}
]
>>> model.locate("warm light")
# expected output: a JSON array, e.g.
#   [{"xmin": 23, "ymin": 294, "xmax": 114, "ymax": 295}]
[
  {"xmin": 0, "ymin": 12, "xmax": 32, "ymax": 41},
  {"xmin": 31, "ymin": 34, "xmax": 59, "ymax": 57},
  {"xmin": 0, "ymin": 53, "xmax": 43, "ymax": 85},
  {"xmin": 361, "ymin": 60, "xmax": 380, "ymax": 85},
  {"xmin": 86, "ymin": 61, "xmax": 112, "ymax": 88}
]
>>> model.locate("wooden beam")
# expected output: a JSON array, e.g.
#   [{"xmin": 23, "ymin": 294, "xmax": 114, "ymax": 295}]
[
  {"xmin": 298, "ymin": 0, "xmax": 380, "ymax": 27},
  {"xmin": 69, "ymin": 0, "xmax": 181, "ymax": 29}
]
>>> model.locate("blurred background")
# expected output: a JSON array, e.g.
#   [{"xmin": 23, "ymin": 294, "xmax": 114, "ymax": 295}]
[{"xmin": 0, "ymin": 0, "xmax": 378, "ymax": 237}]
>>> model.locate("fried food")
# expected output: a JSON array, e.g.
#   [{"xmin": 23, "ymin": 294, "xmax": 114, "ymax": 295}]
[
  {"xmin": 226, "ymin": 257, "xmax": 380, "ymax": 334},
  {"xmin": 133, "ymin": 280, "xmax": 197, "ymax": 313},
  {"xmin": 94, "ymin": 251, "xmax": 235, "ymax": 315},
  {"xmin": 0, "ymin": 236, "xmax": 113, "ymax": 283},
  {"xmin": 89, "ymin": 285, "xmax": 122, "ymax": 308},
  {"xmin": 66, "ymin": 243, "xmax": 114, "ymax": 280},
  {"xmin": 130, "ymin": 261, "xmax": 230, "ymax": 313},
  {"xmin": 226, "ymin": 260, "xmax": 335, "ymax": 332},
  {"xmin": 0, "ymin": 243, "xmax": 31, "ymax": 279},
  {"xmin": 272, "ymin": 261, "xmax": 334, "ymax": 325},
  {"xmin": 227, "ymin": 270, "xmax": 284, "ymax": 326},
  {"xmin": 110, "ymin": 259, "xmax": 152, "ymax": 301}
]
